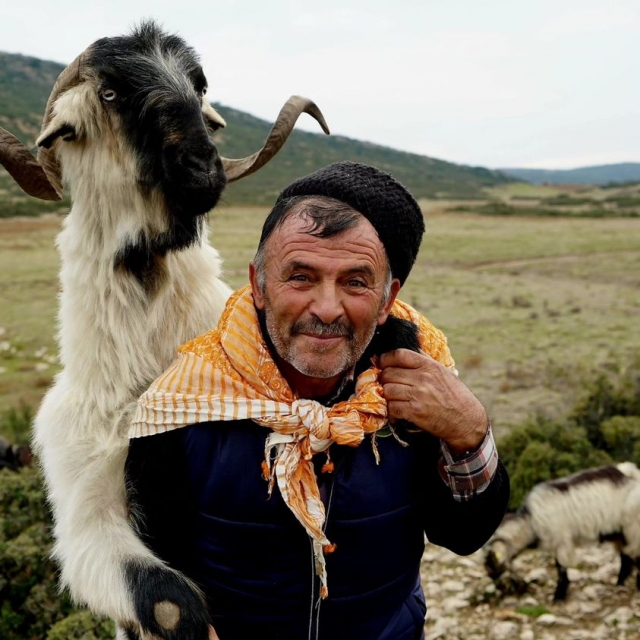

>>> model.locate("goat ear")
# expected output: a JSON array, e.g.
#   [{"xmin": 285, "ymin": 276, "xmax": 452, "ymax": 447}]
[
  {"xmin": 202, "ymin": 101, "xmax": 226, "ymax": 131},
  {"xmin": 37, "ymin": 121, "xmax": 77, "ymax": 150}
]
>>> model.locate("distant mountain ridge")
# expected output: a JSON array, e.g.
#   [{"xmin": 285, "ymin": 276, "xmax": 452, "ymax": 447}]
[
  {"xmin": 499, "ymin": 163, "xmax": 640, "ymax": 186},
  {"xmin": 0, "ymin": 50, "xmax": 513, "ymax": 205}
]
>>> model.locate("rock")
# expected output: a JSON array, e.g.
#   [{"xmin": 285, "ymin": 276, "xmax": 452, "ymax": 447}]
[
  {"xmin": 421, "ymin": 541, "xmax": 640, "ymax": 639},
  {"xmin": 579, "ymin": 584, "xmax": 605, "ymax": 600},
  {"xmin": 441, "ymin": 579, "xmax": 466, "ymax": 592},
  {"xmin": 568, "ymin": 600, "xmax": 600, "ymax": 615},
  {"xmin": 424, "ymin": 580, "xmax": 441, "ymax": 596},
  {"xmin": 604, "ymin": 606, "xmax": 634, "ymax": 627},
  {"xmin": 524, "ymin": 567, "xmax": 548, "ymax": 583},
  {"xmin": 591, "ymin": 565, "xmax": 617, "ymax": 583},
  {"xmin": 458, "ymin": 557, "xmax": 480, "ymax": 569},
  {"xmin": 490, "ymin": 621, "xmax": 519, "ymax": 640},
  {"xmin": 441, "ymin": 596, "xmax": 471, "ymax": 612},
  {"xmin": 425, "ymin": 615, "xmax": 457, "ymax": 640},
  {"xmin": 536, "ymin": 614, "xmax": 557, "ymax": 626},
  {"xmin": 568, "ymin": 631, "xmax": 596, "ymax": 640}
]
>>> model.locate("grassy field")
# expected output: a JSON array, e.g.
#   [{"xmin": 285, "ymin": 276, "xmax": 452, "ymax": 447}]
[{"xmin": 1, "ymin": 198, "xmax": 639, "ymax": 440}]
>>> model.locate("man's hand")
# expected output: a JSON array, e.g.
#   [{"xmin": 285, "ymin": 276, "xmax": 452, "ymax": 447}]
[{"xmin": 379, "ymin": 349, "xmax": 488, "ymax": 455}]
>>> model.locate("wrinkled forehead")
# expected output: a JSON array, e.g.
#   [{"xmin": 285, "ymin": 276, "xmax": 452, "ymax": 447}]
[{"xmin": 268, "ymin": 210, "xmax": 388, "ymax": 268}]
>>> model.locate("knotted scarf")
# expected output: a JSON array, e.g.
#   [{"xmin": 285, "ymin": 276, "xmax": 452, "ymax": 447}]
[{"xmin": 131, "ymin": 285, "xmax": 454, "ymax": 597}]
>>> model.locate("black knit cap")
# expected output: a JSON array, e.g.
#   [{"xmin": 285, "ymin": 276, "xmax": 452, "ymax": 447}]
[{"xmin": 276, "ymin": 161, "xmax": 425, "ymax": 285}]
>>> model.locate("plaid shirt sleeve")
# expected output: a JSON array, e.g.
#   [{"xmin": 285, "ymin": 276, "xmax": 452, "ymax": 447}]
[{"xmin": 437, "ymin": 423, "xmax": 499, "ymax": 502}]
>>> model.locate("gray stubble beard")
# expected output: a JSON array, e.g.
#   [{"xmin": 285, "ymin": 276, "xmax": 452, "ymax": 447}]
[{"xmin": 263, "ymin": 302, "xmax": 378, "ymax": 380}]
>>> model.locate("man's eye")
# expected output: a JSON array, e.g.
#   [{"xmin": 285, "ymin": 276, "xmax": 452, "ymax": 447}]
[
  {"xmin": 290, "ymin": 274, "xmax": 309, "ymax": 282},
  {"xmin": 347, "ymin": 279, "xmax": 367, "ymax": 288}
]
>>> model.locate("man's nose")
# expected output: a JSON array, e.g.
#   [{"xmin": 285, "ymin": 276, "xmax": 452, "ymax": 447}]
[{"xmin": 308, "ymin": 284, "xmax": 344, "ymax": 325}]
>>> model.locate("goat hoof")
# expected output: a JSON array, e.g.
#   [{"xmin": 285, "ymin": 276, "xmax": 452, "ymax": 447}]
[
  {"xmin": 126, "ymin": 562, "xmax": 210, "ymax": 639},
  {"xmin": 154, "ymin": 601, "xmax": 181, "ymax": 631}
]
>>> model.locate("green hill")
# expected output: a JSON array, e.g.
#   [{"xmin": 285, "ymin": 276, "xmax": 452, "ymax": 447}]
[
  {"xmin": 0, "ymin": 50, "xmax": 513, "ymax": 211},
  {"xmin": 212, "ymin": 104, "xmax": 512, "ymax": 204},
  {"xmin": 500, "ymin": 163, "xmax": 640, "ymax": 186},
  {"xmin": 0, "ymin": 52, "xmax": 63, "ymax": 141}
]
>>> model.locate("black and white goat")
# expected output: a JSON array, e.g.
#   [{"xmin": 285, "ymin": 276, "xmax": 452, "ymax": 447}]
[
  {"xmin": 484, "ymin": 462, "xmax": 640, "ymax": 601},
  {"xmin": 0, "ymin": 21, "xmax": 328, "ymax": 639}
]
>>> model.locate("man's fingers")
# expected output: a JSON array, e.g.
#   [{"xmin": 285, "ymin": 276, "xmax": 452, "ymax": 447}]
[
  {"xmin": 387, "ymin": 399, "xmax": 412, "ymax": 421},
  {"xmin": 379, "ymin": 348, "xmax": 429, "ymax": 370},
  {"xmin": 379, "ymin": 366, "xmax": 418, "ymax": 386},
  {"xmin": 378, "ymin": 349, "xmax": 444, "ymax": 370},
  {"xmin": 381, "ymin": 382, "xmax": 414, "ymax": 401}
]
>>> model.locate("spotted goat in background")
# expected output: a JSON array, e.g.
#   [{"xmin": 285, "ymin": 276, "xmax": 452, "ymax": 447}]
[{"xmin": 484, "ymin": 462, "xmax": 640, "ymax": 601}]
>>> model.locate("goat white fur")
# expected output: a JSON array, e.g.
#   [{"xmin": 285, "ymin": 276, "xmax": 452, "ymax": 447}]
[
  {"xmin": 33, "ymin": 90, "xmax": 231, "ymax": 625},
  {"xmin": 485, "ymin": 462, "xmax": 640, "ymax": 601}
]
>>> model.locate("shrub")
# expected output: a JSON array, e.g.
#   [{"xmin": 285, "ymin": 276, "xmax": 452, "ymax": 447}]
[
  {"xmin": 571, "ymin": 368, "xmax": 640, "ymax": 450},
  {"xmin": 0, "ymin": 467, "xmax": 72, "ymax": 639},
  {"xmin": 0, "ymin": 466, "xmax": 113, "ymax": 639},
  {"xmin": 46, "ymin": 609, "xmax": 114, "ymax": 640},
  {"xmin": 0, "ymin": 404, "xmax": 33, "ymax": 444},
  {"xmin": 448, "ymin": 202, "xmax": 638, "ymax": 218},
  {"xmin": 499, "ymin": 365, "xmax": 640, "ymax": 509},
  {"xmin": 499, "ymin": 416, "xmax": 611, "ymax": 509},
  {"xmin": 515, "ymin": 604, "xmax": 551, "ymax": 618},
  {"xmin": 0, "ymin": 465, "xmax": 48, "ymax": 542},
  {"xmin": 600, "ymin": 416, "xmax": 640, "ymax": 466}
]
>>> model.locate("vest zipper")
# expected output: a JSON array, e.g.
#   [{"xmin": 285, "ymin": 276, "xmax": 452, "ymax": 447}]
[
  {"xmin": 307, "ymin": 539, "xmax": 316, "ymax": 640},
  {"xmin": 311, "ymin": 469, "xmax": 337, "ymax": 640}
]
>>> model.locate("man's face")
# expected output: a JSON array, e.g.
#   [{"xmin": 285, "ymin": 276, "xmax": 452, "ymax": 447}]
[{"xmin": 250, "ymin": 206, "xmax": 400, "ymax": 395}]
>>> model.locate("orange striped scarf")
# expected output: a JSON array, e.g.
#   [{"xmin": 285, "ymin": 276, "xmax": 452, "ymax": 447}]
[{"xmin": 131, "ymin": 284, "xmax": 454, "ymax": 597}]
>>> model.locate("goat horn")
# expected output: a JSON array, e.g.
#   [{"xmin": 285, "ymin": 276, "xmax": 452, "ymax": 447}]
[
  {"xmin": 0, "ymin": 127, "xmax": 62, "ymax": 200},
  {"xmin": 221, "ymin": 95, "xmax": 330, "ymax": 183}
]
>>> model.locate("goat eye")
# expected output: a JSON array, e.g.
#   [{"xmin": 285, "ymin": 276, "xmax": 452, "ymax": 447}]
[
  {"xmin": 100, "ymin": 89, "xmax": 117, "ymax": 103},
  {"xmin": 202, "ymin": 87, "xmax": 207, "ymax": 96}
]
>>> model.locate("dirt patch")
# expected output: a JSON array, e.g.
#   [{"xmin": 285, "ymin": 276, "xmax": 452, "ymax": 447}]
[{"xmin": 0, "ymin": 214, "xmax": 62, "ymax": 236}]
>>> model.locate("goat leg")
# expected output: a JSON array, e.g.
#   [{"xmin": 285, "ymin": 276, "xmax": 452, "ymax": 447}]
[
  {"xmin": 617, "ymin": 553, "xmax": 633, "ymax": 585},
  {"xmin": 553, "ymin": 560, "xmax": 570, "ymax": 601}
]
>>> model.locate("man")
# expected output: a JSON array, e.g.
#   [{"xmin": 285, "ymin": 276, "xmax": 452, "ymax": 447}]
[{"xmin": 127, "ymin": 162, "xmax": 509, "ymax": 640}]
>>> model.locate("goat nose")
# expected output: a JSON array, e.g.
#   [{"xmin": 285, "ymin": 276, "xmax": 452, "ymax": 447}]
[{"xmin": 176, "ymin": 140, "xmax": 217, "ymax": 174}]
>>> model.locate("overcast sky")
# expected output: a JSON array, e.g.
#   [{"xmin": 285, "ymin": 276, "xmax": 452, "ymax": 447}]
[{"xmin": 2, "ymin": 0, "xmax": 638, "ymax": 169}]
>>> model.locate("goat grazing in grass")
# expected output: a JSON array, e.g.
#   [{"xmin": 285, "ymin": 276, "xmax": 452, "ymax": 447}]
[
  {"xmin": 0, "ymin": 21, "xmax": 329, "ymax": 639},
  {"xmin": 484, "ymin": 462, "xmax": 640, "ymax": 601}
]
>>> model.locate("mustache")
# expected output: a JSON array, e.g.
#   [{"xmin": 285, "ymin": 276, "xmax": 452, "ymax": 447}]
[{"xmin": 291, "ymin": 316, "xmax": 355, "ymax": 339}]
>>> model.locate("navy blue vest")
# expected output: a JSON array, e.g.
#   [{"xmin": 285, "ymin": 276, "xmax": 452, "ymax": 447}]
[{"xmin": 182, "ymin": 420, "xmax": 435, "ymax": 639}]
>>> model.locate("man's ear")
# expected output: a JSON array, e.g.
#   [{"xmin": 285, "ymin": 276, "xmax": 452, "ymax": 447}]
[
  {"xmin": 249, "ymin": 262, "xmax": 265, "ymax": 310},
  {"xmin": 377, "ymin": 279, "xmax": 401, "ymax": 325}
]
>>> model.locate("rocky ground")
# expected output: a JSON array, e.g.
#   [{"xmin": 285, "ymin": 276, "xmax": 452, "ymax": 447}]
[{"xmin": 421, "ymin": 542, "xmax": 640, "ymax": 640}]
